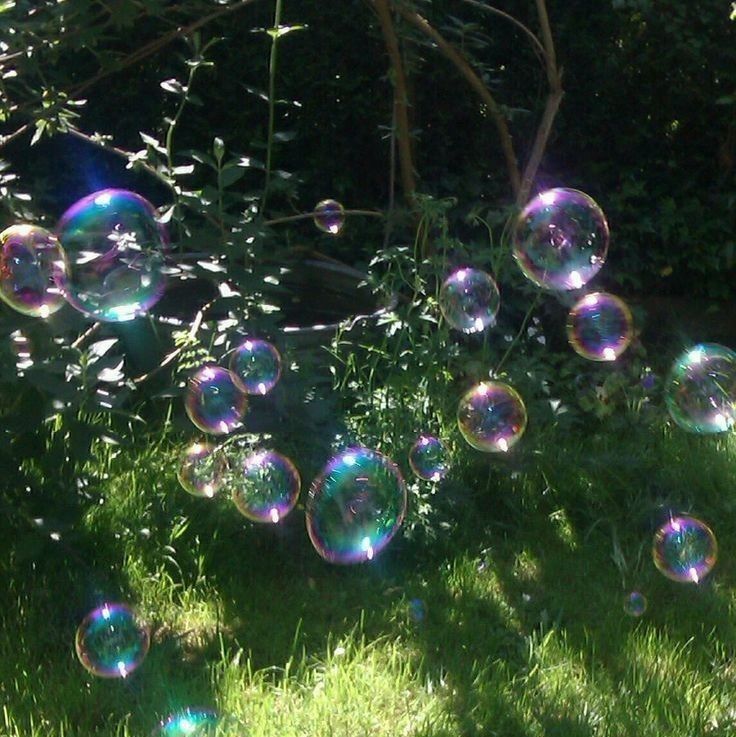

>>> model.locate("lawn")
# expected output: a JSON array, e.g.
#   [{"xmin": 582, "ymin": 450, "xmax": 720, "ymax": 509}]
[{"xmin": 3, "ymin": 420, "xmax": 735, "ymax": 737}]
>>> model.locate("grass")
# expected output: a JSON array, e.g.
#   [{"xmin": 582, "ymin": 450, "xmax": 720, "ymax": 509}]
[{"xmin": 2, "ymin": 420, "xmax": 736, "ymax": 736}]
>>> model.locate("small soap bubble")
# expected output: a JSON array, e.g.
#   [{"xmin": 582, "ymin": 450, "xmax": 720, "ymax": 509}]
[
  {"xmin": 313, "ymin": 199, "xmax": 345, "ymax": 235},
  {"xmin": 408, "ymin": 435, "xmax": 448, "ymax": 482},
  {"xmin": 55, "ymin": 189, "xmax": 167, "ymax": 321},
  {"xmin": 665, "ymin": 343, "xmax": 736, "ymax": 433},
  {"xmin": 457, "ymin": 381, "xmax": 527, "ymax": 452},
  {"xmin": 229, "ymin": 338, "xmax": 282, "ymax": 395},
  {"xmin": 439, "ymin": 268, "xmax": 500, "ymax": 333},
  {"xmin": 408, "ymin": 598, "xmax": 426, "ymax": 623},
  {"xmin": 157, "ymin": 708, "xmax": 220, "ymax": 736},
  {"xmin": 0, "ymin": 225, "xmax": 68, "ymax": 317},
  {"xmin": 653, "ymin": 515, "xmax": 717, "ymax": 584},
  {"xmin": 75, "ymin": 603, "xmax": 150, "ymax": 678},
  {"xmin": 177, "ymin": 442, "xmax": 227, "ymax": 498},
  {"xmin": 566, "ymin": 292, "xmax": 633, "ymax": 361},
  {"xmin": 306, "ymin": 447, "xmax": 407, "ymax": 564},
  {"xmin": 513, "ymin": 188, "xmax": 609, "ymax": 290},
  {"xmin": 623, "ymin": 591, "xmax": 647, "ymax": 617},
  {"xmin": 184, "ymin": 365, "xmax": 248, "ymax": 435},
  {"xmin": 231, "ymin": 450, "xmax": 301, "ymax": 523}
]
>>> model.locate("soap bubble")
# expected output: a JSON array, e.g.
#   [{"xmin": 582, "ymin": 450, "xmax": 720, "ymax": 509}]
[
  {"xmin": 177, "ymin": 442, "xmax": 227, "ymax": 498},
  {"xmin": 566, "ymin": 292, "xmax": 633, "ymax": 361},
  {"xmin": 665, "ymin": 343, "xmax": 736, "ymax": 433},
  {"xmin": 408, "ymin": 598, "xmax": 426, "ymax": 623},
  {"xmin": 313, "ymin": 199, "xmax": 345, "ymax": 235},
  {"xmin": 513, "ymin": 188, "xmax": 609, "ymax": 290},
  {"xmin": 623, "ymin": 591, "xmax": 647, "ymax": 617},
  {"xmin": 653, "ymin": 515, "xmax": 717, "ymax": 583},
  {"xmin": 229, "ymin": 338, "xmax": 282, "ymax": 395},
  {"xmin": 439, "ymin": 268, "xmax": 500, "ymax": 333},
  {"xmin": 157, "ymin": 708, "xmax": 220, "ymax": 736},
  {"xmin": 457, "ymin": 381, "xmax": 527, "ymax": 452},
  {"xmin": 408, "ymin": 435, "xmax": 448, "ymax": 482},
  {"xmin": 55, "ymin": 189, "xmax": 167, "ymax": 321},
  {"xmin": 306, "ymin": 447, "xmax": 407, "ymax": 564},
  {"xmin": 184, "ymin": 365, "xmax": 248, "ymax": 435},
  {"xmin": 75, "ymin": 602, "xmax": 150, "ymax": 678},
  {"xmin": 0, "ymin": 225, "xmax": 68, "ymax": 318},
  {"xmin": 232, "ymin": 450, "xmax": 301, "ymax": 523}
]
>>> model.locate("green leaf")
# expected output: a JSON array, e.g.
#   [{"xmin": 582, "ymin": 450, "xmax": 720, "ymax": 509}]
[{"xmin": 266, "ymin": 24, "xmax": 308, "ymax": 40}]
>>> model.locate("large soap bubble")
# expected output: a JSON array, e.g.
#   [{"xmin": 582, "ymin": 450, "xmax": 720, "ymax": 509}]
[
  {"xmin": 439, "ymin": 268, "xmax": 500, "ymax": 333},
  {"xmin": 184, "ymin": 365, "xmax": 248, "ymax": 435},
  {"xmin": 306, "ymin": 447, "xmax": 407, "ymax": 564},
  {"xmin": 665, "ymin": 343, "xmax": 736, "ymax": 433},
  {"xmin": 457, "ymin": 381, "xmax": 527, "ymax": 452},
  {"xmin": 313, "ymin": 199, "xmax": 345, "ymax": 235},
  {"xmin": 653, "ymin": 515, "xmax": 717, "ymax": 584},
  {"xmin": 177, "ymin": 441, "xmax": 227, "ymax": 498},
  {"xmin": 0, "ymin": 224, "xmax": 68, "ymax": 317},
  {"xmin": 408, "ymin": 435, "xmax": 448, "ymax": 482},
  {"xmin": 75, "ymin": 602, "xmax": 150, "ymax": 678},
  {"xmin": 55, "ymin": 189, "xmax": 167, "ymax": 321},
  {"xmin": 231, "ymin": 449, "xmax": 301, "ymax": 523},
  {"xmin": 513, "ymin": 188, "xmax": 609, "ymax": 290},
  {"xmin": 566, "ymin": 292, "xmax": 633, "ymax": 361},
  {"xmin": 229, "ymin": 338, "xmax": 282, "ymax": 395}
]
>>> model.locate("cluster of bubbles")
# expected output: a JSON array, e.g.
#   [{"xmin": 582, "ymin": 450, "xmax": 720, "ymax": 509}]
[
  {"xmin": 0, "ymin": 189, "xmax": 169, "ymax": 323},
  {"xmin": 184, "ymin": 338, "xmax": 281, "ymax": 435}
]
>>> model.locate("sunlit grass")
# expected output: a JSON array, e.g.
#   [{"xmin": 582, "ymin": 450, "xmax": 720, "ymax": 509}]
[{"xmin": 2, "ymin": 424, "xmax": 736, "ymax": 735}]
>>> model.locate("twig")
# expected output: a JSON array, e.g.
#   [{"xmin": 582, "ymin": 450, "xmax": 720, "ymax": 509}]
[
  {"xmin": 461, "ymin": 0, "xmax": 547, "ymax": 63},
  {"xmin": 396, "ymin": 6, "xmax": 521, "ymax": 199},
  {"xmin": 71, "ymin": 322, "xmax": 102, "ymax": 350},
  {"xmin": 371, "ymin": 0, "xmax": 417, "ymax": 208},
  {"xmin": 0, "ymin": 122, "xmax": 32, "ymax": 149},
  {"xmin": 263, "ymin": 209, "xmax": 383, "ymax": 226},
  {"xmin": 517, "ymin": 0, "xmax": 563, "ymax": 205}
]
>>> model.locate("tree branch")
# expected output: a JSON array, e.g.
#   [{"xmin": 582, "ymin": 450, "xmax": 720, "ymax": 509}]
[
  {"xmin": 396, "ymin": 6, "xmax": 521, "ymax": 199},
  {"xmin": 517, "ymin": 0, "xmax": 563, "ymax": 205},
  {"xmin": 371, "ymin": 0, "xmax": 417, "ymax": 209},
  {"xmin": 461, "ymin": 0, "xmax": 547, "ymax": 63}
]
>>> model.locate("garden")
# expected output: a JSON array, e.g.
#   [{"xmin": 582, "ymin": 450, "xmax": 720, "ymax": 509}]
[{"xmin": 1, "ymin": 1, "xmax": 736, "ymax": 735}]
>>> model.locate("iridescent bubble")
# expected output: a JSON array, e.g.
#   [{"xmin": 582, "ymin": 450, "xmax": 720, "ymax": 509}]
[
  {"xmin": 0, "ymin": 224, "xmax": 68, "ymax": 317},
  {"xmin": 157, "ymin": 708, "xmax": 220, "ymax": 736},
  {"xmin": 229, "ymin": 338, "xmax": 282, "ymax": 395},
  {"xmin": 623, "ymin": 591, "xmax": 647, "ymax": 617},
  {"xmin": 408, "ymin": 598, "xmax": 426, "ymax": 623},
  {"xmin": 566, "ymin": 292, "xmax": 633, "ymax": 361},
  {"xmin": 75, "ymin": 602, "xmax": 150, "ymax": 678},
  {"xmin": 177, "ymin": 442, "xmax": 227, "ymax": 498},
  {"xmin": 457, "ymin": 381, "xmax": 527, "ymax": 452},
  {"xmin": 232, "ymin": 450, "xmax": 301, "ymax": 523},
  {"xmin": 56, "ymin": 189, "xmax": 167, "ymax": 321},
  {"xmin": 513, "ymin": 188, "xmax": 609, "ymax": 290},
  {"xmin": 313, "ymin": 199, "xmax": 345, "ymax": 235},
  {"xmin": 306, "ymin": 447, "xmax": 407, "ymax": 564},
  {"xmin": 653, "ymin": 515, "xmax": 717, "ymax": 584},
  {"xmin": 184, "ymin": 365, "xmax": 248, "ymax": 435},
  {"xmin": 439, "ymin": 268, "xmax": 500, "ymax": 333},
  {"xmin": 408, "ymin": 435, "xmax": 448, "ymax": 482},
  {"xmin": 665, "ymin": 343, "xmax": 736, "ymax": 433}
]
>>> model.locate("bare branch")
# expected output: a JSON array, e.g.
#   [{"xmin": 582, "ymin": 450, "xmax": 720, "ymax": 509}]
[
  {"xmin": 461, "ymin": 0, "xmax": 547, "ymax": 63},
  {"xmin": 396, "ymin": 6, "xmax": 521, "ymax": 199},
  {"xmin": 371, "ymin": 0, "xmax": 418, "ymax": 208}
]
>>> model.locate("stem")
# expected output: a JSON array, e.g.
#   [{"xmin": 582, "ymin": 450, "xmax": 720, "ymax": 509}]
[
  {"xmin": 517, "ymin": 0, "xmax": 563, "ymax": 205},
  {"xmin": 372, "ymin": 0, "xmax": 417, "ymax": 209},
  {"xmin": 262, "ymin": 0, "xmax": 284, "ymax": 213},
  {"xmin": 492, "ymin": 292, "xmax": 541, "ymax": 377},
  {"xmin": 263, "ymin": 208, "xmax": 383, "ymax": 226},
  {"xmin": 397, "ymin": 7, "xmax": 521, "ymax": 200}
]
